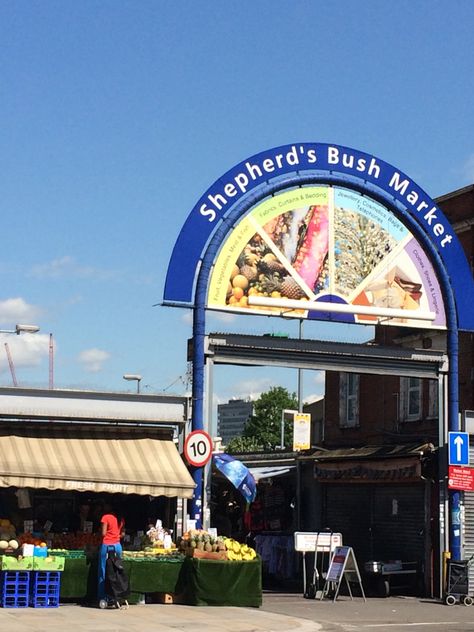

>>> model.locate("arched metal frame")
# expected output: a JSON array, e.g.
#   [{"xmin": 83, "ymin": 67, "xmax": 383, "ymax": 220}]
[{"xmin": 189, "ymin": 170, "xmax": 460, "ymax": 560}]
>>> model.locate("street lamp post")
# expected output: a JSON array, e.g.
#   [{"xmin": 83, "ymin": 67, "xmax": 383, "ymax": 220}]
[{"xmin": 123, "ymin": 374, "xmax": 142, "ymax": 394}]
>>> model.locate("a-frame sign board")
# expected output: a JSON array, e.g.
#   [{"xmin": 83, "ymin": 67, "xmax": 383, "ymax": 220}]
[{"xmin": 321, "ymin": 546, "xmax": 366, "ymax": 603}]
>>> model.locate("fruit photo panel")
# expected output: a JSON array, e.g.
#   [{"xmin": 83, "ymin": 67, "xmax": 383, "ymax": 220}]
[{"xmin": 207, "ymin": 186, "xmax": 446, "ymax": 328}]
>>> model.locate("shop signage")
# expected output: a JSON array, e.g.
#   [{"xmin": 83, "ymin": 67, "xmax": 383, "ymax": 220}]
[
  {"xmin": 164, "ymin": 143, "xmax": 474, "ymax": 332},
  {"xmin": 322, "ymin": 545, "xmax": 365, "ymax": 602},
  {"xmin": 448, "ymin": 466, "xmax": 474, "ymax": 491},
  {"xmin": 293, "ymin": 413, "xmax": 311, "ymax": 451},
  {"xmin": 184, "ymin": 430, "xmax": 213, "ymax": 467},
  {"xmin": 294, "ymin": 531, "xmax": 342, "ymax": 553}
]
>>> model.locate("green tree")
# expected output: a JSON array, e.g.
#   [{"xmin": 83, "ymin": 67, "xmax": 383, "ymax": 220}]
[
  {"xmin": 226, "ymin": 435, "xmax": 263, "ymax": 454},
  {"xmin": 243, "ymin": 386, "xmax": 298, "ymax": 450}
]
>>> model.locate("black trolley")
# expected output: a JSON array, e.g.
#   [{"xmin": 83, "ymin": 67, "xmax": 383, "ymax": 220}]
[
  {"xmin": 99, "ymin": 546, "xmax": 130, "ymax": 610},
  {"xmin": 445, "ymin": 556, "xmax": 474, "ymax": 606}
]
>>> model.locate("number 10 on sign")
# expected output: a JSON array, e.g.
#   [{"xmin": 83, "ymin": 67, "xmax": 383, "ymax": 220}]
[{"xmin": 184, "ymin": 430, "xmax": 213, "ymax": 467}]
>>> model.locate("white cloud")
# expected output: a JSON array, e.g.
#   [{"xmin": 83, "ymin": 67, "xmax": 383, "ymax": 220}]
[
  {"xmin": 181, "ymin": 311, "xmax": 193, "ymax": 325},
  {"xmin": 207, "ymin": 311, "xmax": 237, "ymax": 324},
  {"xmin": 181, "ymin": 310, "xmax": 237, "ymax": 327},
  {"xmin": 311, "ymin": 371, "xmax": 325, "ymax": 386},
  {"xmin": 0, "ymin": 333, "xmax": 50, "ymax": 377},
  {"xmin": 0, "ymin": 297, "xmax": 42, "ymax": 325},
  {"xmin": 28, "ymin": 256, "xmax": 115, "ymax": 281},
  {"xmin": 223, "ymin": 377, "xmax": 274, "ymax": 401},
  {"xmin": 78, "ymin": 348, "xmax": 110, "ymax": 373}
]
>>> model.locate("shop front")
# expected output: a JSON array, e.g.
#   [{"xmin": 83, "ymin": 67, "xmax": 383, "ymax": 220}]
[
  {"xmin": 211, "ymin": 452, "xmax": 299, "ymax": 589},
  {"xmin": 300, "ymin": 444, "xmax": 435, "ymax": 596},
  {"xmin": 0, "ymin": 421, "xmax": 263, "ymax": 607}
]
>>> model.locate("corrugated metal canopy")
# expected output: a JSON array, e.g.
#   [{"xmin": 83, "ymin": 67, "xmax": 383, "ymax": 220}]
[
  {"xmin": 300, "ymin": 442, "xmax": 434, "ymax": 461},
  {"xmin": 205, "ymin": 333, "xmax": 448, "ymax": 378},
  {"xmin": 0, "ymin": 425, "xmax": 195, "ymax": 498},
  {"xmin": 0, "ymin": 387, "xmax": 188, "ymax": 424}
]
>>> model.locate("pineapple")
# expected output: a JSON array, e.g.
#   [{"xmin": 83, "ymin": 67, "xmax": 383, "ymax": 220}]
[
  {"xmin": 259, "ymin": 258, "xmax": 286, "ymax": 275},
  {"xmin": 240, "ymin": 264, "xmax": 258, "ymax": 282},
  {"xmin": 259, "ymin": 273, "xmax": 282, "ymax": 295},
  {"xmin": 280, "ymin": 276, "xmax": 306, "ymax": 300}
]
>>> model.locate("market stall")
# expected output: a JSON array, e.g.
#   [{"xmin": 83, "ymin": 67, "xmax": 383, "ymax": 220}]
[
  {"xmin": 0, "ymin": 424, "xmax": 262, "ymax": 607},
  {"xmin": 58, "ymin": 555, "xmax": 262, "ymax": 607}
]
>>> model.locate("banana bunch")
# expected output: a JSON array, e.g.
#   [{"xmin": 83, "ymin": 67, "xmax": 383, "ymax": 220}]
[{"xmin": 224, "ymin": 538, "xmax": 257, "ymax": 561}]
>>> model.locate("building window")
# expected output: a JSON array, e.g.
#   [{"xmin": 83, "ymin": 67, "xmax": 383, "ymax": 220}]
[
  {"xmin": 400, "ymin": 377, "xmax": 422, "ymax": 421},
  {"xmin": 339, "ymin": 373, "xmax": 359, "ymax": 428},
  {"xmin": 427, "ymin": 380, "xmax": 439, "ymax": 418}
]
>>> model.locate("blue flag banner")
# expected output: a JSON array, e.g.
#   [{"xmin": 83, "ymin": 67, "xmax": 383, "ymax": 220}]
[{"xmin": 213, "ymin": 453, "xmax": 257, "ymax": 504}]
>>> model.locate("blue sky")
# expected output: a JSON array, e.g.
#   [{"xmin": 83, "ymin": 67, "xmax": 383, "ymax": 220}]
[{"xmin": 0, "ymin": 1, "xmax": 473, "ymax": 414}]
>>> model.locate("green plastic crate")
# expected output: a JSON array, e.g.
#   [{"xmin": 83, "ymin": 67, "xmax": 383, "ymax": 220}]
[
  {"xmin": 32, "ymin": 556, "xmax": 65, "ymax": 571},
  {"xmin": 0, "ymin": 555, "xmax": 34, "ymax": 571}
]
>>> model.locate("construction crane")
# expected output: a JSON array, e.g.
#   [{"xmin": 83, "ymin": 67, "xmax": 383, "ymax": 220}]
[
  {"xmin": 49, "ymin": 333, "xmax": 54, "ymax": 389},
  {"xmin": 4, "ymin": 342, "xmax": 18, "ymax": 387}
]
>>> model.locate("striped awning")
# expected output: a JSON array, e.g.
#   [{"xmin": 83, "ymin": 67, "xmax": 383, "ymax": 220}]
[{"xmin": 0, "ymin": 425, "xmax": 195, "ymax": 498}]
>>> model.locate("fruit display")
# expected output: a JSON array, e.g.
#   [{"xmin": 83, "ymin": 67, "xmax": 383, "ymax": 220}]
[
  {"xmin": 50, "ymin": 532, "xmax": 101, "ymax": 549},
  {"xmin": 225, "ymin": 234, "xmax": 309, "ymax": 313},
  {"xmin": 48, "ymin": 549, "xmax": 85, "ymax": 559},
  {"xmin": 177, "ymin": 530, "xmax": 257, "ymax": 562},
  {"xmin": 122, "ymin": 550, "xmax": 183, "ymax": 562},
  {"xmin": 178, "ymin": 529, "xmax": 227, "ymax": 557},
  {"xmin": 18, "ymin": 534, "xmax": 49, "ymax": 547},
  {"xmin": 0, "ymin": 519, "xmax": 20, "ymax": 554},
  {"xmin": 223, "ymin": 538, "xmax": 257, "ymax": 561}
]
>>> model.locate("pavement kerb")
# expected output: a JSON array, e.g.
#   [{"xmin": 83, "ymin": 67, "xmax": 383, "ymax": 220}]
[{"xmin": 0, "ymin": 603, "xmax": 323, "ymax": 632}]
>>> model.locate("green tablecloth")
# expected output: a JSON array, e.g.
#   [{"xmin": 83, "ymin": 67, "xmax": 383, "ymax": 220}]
[
  {"xmin": 178, "ymin": 558, "xmax": 262, "ymax": 607},
  {"xmin": 60, "ymin": 557, "xmax": 183, "ymax": 600},
  {"xmin": 59, "ymin": 555, "xmax": 262, "ymax": 607}
]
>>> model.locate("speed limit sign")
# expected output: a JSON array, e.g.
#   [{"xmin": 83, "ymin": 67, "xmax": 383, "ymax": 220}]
[{"xmin": 184, "ymin": 430, "xmax": 213, "ymax": 467}]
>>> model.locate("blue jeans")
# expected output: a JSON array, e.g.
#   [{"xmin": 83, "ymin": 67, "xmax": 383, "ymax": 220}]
[{"xmin": 98, "ymin": 542, "xmax": 122, "ymax": 601}]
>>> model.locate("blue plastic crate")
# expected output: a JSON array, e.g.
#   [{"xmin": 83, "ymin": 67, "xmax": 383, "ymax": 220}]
[
  {"xmin": 30, "ymin": 571, "xmax": 60, "ymax": 608},
  {"xmin": 0, "ymin": 571, "xmax": 30, "ymax": 608}
]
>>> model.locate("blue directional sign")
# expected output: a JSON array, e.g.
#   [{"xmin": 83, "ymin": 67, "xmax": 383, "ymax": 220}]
[{"xmin": 448, "ymin": 432, "xmax": 470, "ymax": 466}]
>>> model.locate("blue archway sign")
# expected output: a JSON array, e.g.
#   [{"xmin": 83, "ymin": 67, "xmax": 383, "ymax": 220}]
[
  {"xmin": 164, "ymin": 142, "xmax": 474, "ymax": 332},
  {"xmin": 163, "ymin": 142, "xmax": 474, "ymax": 565}
]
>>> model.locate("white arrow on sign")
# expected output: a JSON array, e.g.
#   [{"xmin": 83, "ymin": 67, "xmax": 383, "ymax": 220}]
[{"xmin": 454, "ymin": 435, "xmax": 464, "ymax": 462}]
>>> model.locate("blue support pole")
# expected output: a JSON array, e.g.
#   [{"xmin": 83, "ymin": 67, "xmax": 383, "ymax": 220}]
[
  {"xmin": 447, "ymin": 320, "xmax": 461, "ymax": 560},
  {"xmin": 189, "ymin": 302, "xmax": 205, "ymax": 527}
]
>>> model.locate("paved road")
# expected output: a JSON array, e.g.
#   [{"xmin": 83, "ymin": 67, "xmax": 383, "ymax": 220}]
[
  {"xmin": 0, "ymin": 593, "xmax": 473, "ymax": 631},
  {"xmin": 260, "ymin": 592, "xmax": 474, "ymax": 631}
]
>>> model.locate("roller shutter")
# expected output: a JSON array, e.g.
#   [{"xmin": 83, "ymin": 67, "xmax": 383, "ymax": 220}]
[{"xmin": 324, "ymin": 483, "xmax": 426, "ymax": 567}]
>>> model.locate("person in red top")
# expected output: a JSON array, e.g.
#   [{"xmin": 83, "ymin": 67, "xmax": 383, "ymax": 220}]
[{"xmin": 97, "ymin": 502, "xmax": 125, "ymax": 603}]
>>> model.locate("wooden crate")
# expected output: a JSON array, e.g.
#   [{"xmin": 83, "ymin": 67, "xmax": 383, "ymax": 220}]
[{"xmin": 187, "ymin": 548, "xmax": 228, "ymax": 560}]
